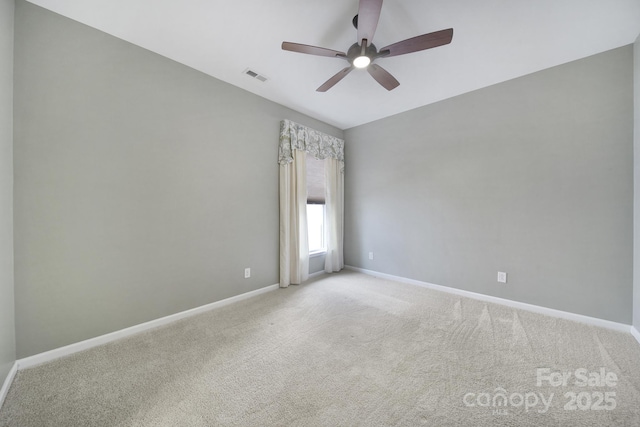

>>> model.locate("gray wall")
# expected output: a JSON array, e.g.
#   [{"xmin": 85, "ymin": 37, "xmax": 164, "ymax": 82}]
[
  {"xmin": 309, "ymin": 255, "xmax": 326, "ymax": 275},
  {"xmin": 345, "ymin": 46, "xmax": 634, "ymax": 324},
  {"xmin": 634, "ymin": 34, "xmax": 640, "ymax": 332},
  {"xmin": 13, "ymin": 1, "xmax": 342, "ymax": 358},
  {"xmin": 0, "ymin": 0, "xmax": 15, "ymax": 382}
]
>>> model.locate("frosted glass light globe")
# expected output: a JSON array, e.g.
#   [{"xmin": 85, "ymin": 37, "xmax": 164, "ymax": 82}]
[{"xmin": 353, "ymin": 55, "xmax": 371, "ymax": 69}]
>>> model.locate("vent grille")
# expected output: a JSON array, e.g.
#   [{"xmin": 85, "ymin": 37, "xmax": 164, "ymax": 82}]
[{"xmin": 243, "ymin": 68, "xmax": 268, "ymax": 83}]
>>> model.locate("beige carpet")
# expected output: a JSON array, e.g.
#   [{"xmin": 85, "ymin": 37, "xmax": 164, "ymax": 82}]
[{"xmin": 1, "ymin": 271, "xmax": 640, "ymax": 426}]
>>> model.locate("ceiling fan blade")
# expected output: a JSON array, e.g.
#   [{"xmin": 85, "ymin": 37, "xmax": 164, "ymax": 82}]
[
  {"xmin": 317, "ymin": 67, "xmax": 354, "ymax": 92},
  {"xmin": 282, "ymin": 42, "xmax": 347, "ymax": 58},
  {"xmin": 367, "ymin": 64, "xmax": 399, "ymax": 91},
  {"xmin": 357, "ymin": 0, "xmax": 383, "ymax": 46},
  {"xmin": 379, "ymin": 28, "xmax": 453, "ymax": 58}
]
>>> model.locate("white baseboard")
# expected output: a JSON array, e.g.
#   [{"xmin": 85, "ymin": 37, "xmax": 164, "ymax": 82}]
[
  {"xmin": 0, "ymin": 361, "xmax": 18, "ymax": 409},
  {"xmin": 345, "ymin": 266, "xmax": 631, "ymax": 333},
  {"xmin": 632, "ymin": 326, "xmax": 640, "ymax": 346},
  {"xmin": 18, "ymin": 283, "xmax": 280, "ymax": 369}
]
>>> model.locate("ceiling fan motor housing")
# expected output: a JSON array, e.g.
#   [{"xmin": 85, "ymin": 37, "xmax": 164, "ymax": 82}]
[{"xmin": 347, "ymin": 43, "xmax": 378, "ymax": 62}]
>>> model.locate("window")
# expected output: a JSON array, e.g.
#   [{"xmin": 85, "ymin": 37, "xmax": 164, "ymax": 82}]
[
  {"xmin": 306, "ymin": 153, "xmax": 326, "ymax": 254},
  {"xmin": 307, "ymin": 204, "xmax": 325, "ymax": 253}
]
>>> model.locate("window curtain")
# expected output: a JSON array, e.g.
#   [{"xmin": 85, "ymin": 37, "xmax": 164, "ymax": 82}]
[
  {"xmin": 324, "ymin": 156, "xmax": 344, "ymax": 273},
  {"xmin": 279, "ymin": 120, "xmax": 345, "ymax": 287},
  {"xmin": 279, "ymin": 148, "xmax": 308, "ymax": 287}
]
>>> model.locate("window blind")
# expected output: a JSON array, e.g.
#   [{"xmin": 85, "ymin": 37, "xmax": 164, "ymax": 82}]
[{"xmin": 306, "ymin": 152, "xmax": 325, "ymax": 204}]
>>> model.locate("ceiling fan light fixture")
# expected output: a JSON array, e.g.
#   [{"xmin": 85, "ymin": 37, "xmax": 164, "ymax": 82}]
[{"xmin": 353, "ymin": 55, "xmax": 371, "ymax": 68}]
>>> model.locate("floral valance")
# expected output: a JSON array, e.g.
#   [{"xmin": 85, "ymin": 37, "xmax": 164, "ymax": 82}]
[{"xmin": 278, "ymin": 120, "xmax": 344, "ymax": 165}]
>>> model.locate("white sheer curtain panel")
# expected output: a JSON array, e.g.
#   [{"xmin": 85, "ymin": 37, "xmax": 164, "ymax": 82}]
[
  {"xmin": 279, "ymin": 120, "xmax": 345, "ymax": 286},
  {"xmin": 324, "ymin": 157, "xmax": 344, "ymax": 273},
  {"xmin": 279, "ymin": 148, "xmax": 309, "ymax": 287}
]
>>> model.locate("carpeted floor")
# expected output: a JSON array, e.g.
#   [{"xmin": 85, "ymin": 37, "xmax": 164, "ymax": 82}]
[{"xmin": 1, "ymin": 271, "xmax": 640, "ymax": 426}]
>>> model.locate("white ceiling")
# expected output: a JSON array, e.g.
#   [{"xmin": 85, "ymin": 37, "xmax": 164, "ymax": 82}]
[{"xmin": 25, "ymin": 0, "xmax": 640, "ymax": 130}]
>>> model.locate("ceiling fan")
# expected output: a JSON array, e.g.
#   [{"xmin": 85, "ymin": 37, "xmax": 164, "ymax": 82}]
[{"xmin": 282, "ymin": 0, "xmax": 453, "ymax": 92}]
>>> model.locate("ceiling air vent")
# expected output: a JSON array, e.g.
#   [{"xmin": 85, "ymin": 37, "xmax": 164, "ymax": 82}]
[{"xmin": 243, "ymin": 68, "xmax": 268, "ymax": 83}]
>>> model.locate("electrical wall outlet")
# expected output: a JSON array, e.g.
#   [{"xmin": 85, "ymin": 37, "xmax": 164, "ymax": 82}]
[
  {"xmin": 497, "ymin": 271, "xmax": 507, "ymax": 283},
  {"xmin": 369, "ymin": 252, "xmax": 374, "ymax": 260},
  {"xmin": 244, "ymin": 268, "xmax": 251, "ymax": 279}
]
